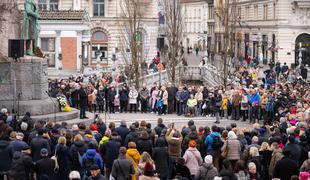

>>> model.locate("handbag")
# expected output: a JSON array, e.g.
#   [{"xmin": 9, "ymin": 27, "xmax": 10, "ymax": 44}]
[
  {"xmin": 51, "ymin": 151, "xmax": 59, "ymax": 172},
  {"xmin": 221, "ymin": 140, "xmax": 229, "ymax": 158}
]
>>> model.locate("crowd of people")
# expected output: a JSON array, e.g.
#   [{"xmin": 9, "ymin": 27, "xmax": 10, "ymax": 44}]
[
  {"xmin": 0, "ymin": 109, "xmax": 310, "ymax": 180},
  {"xmin": 0, "ymin": 59, "xmax": 309, "ymax": 180}
]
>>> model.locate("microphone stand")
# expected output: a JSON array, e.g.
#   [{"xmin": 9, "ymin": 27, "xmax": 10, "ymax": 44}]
[
  {"xmin": 17, "ymin": 92, "xmax": 22, "ymax": 120},
  {"xmin": 45, "ymin": 91, "xmax": 57, "ymax": 123}
]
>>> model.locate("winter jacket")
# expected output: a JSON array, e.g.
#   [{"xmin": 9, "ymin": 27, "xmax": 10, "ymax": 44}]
[
  {"xmin": 30, "ymin": 135, "xmax": 51, "ymax": 162},
  {"xmin": 273, "ymin": 157, "xmax": 299, "ymax": 180},
  {"xmin": 284, "ymin": 142, "xmax": 301, "ymax": 165},
  {"xmin": 119, "ymin": 89, "xmax": 129, "ymax": 101},
  {"xmin": 9, "ymin": 151, "xmax": 34, "ymax": 180},
  {"xmin": 35, "ymin": 157, "xmax": 56, "ymax": 179},
  {"xmin": 195, "ymin": 163, "xmax": 218, "ymax": 180},
  {"xmin": 183, "ymin": 147, "xmax": 203, "ymax": 175},
  {"xmin": 165, "ymin": 129, "xmax": 183, "ymax": 157},
  {"xmin": 55, "ymin": 144, "xmax": 70, "ymax": 180},
  {"xmin": 182, "ymin": 131, "xmax": 203, "ymax": 152},
  {"xmin": 100, "ymin": 136, "xmax": 121, "ymax": 169},
  {"xmin": 81, "ymin": 149, "xmax": 104, "ymax": 170},
  {"xmin": 125, "ymin": 131, "xmax": 139, "ymax": 147},
  {"xmin": 269, "ymin": 148, "xmax": 283, "ymax": 177},
  {"xmin": 126, "ymin": 148, "xmax": 141, "ymax": 180},
  {"xmin": 234, "ymin": 171, "xmax": 250, "ymax": 180},
  {"xmin": 204, "ymin": 132, "xmax": 222, "ymax": 156},
  {"xmin": 111, "ymin": 155, "xmax": 135, "ymax": 180},
  {"xmin": 116, "ymin": 125, "xmax": 130, "ymax": 146},
  {"xmin": 10, "ymin": 140, "xmax": 28, "ymax": 153},
  {"xmin": 300, "ymin": 159, "xmax": 310, "ymax": 172},
  {"xmin": 140, "ymin": 88, "xmax": 150, "ymax": 100},
  {"xmin": 152, "ymin": 138, "xmax": 169, "ymax": 179},
  {"xmin": 69, "ymin": 140, "xmax": 87, "ymax": 171},
  {"xmin": 222, "ymin": 139, "xmax": 241, "ymax": 160},
  {"xmin": 0, "ymin": 140, "xmax": 13, "ymax": 172},
  {"xmin": 171, "ymin": 164, "xmax": 192, "ymax": 180},
  {"xmin": 219, "ymin": 168, "xmax": 237, "ymax": 180},
  {"xmin": 107, "ymin": 89, "xmax": 116, "ymax": 102},
  {"xmin": 137, "ymin": 138, "xmax": 153, "ymax": 155},
  {"xmin": 154, "ymin": 124, "xmax": 166, "ymax": 137}
]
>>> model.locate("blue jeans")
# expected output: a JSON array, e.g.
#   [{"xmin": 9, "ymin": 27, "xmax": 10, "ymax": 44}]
[{"xmin": 178, "ymin": 102, "xmax": 185, "ymax": 115}]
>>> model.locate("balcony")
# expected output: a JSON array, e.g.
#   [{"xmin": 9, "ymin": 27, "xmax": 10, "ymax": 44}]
[{"xmin": 292, "ymin": 0, "xmax": 310, "ymax": 9}]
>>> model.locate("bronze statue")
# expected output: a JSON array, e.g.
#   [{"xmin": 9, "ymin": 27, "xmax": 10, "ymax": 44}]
[{"xmin": 21, "ymin": 0, "xmax": 40, "ymax": 56}]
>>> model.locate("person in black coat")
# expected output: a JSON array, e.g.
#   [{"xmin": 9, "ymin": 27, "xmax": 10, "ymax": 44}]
[
  {"xmin": 78, "ymin": 84, "xmax": 88, "ymax": 119},
  {"xmin": 55, "ymin": 137, "xmax": 70, "ymax": 180},
  {"xmin": 170, "ymin": 157, "xmax": 191, "ymax": 180},
  {"xmin": 115, "ymin": 121, "xmax": 130, "ymax": 146},
  {"xmin": 69, "ymin": 135, "xmax": 87, "ymax": 172},
  {"xmin": 124, "ymin": 125, "xmax": 139, "ymax": 146},
  {"xmin": 167, "ymin": 84, "xmax": 177, "ymax": 114},
  {"xmin": 99, "ymin": 132, "xmax": 121, "ymax": 178},
  {"xmin": 35, "ymin": 148, "xmax": 56, "ymax": 180},
  {"xmin": 152, "ymin": 138, "xmax": 169, "ymax": 180},
  {"xmin": 219, "ymin": 159, "xmax": 237, "ymax": 180},
  {"xmin": 298, "ymin": 135, "xmax": 310, "ymax": 167},
  {"xmin": 273, "ymin": 149, "xmax": 299, "ymax": 180},
  {"xmin": 30, "ymin": 129, "xmax": 51, "ymax": 162},
  {"xmin": 0, "ymin": 138, "xmax": 13, "ymax": 179},
  {"xmin": 283, "ymin": 135, "xmax": 301, "ymax": 165},
  {"xmin": 107, "ymin": 87, "xmax": 117, "ymax": 113},
  {"xmin": 154, "ymin": 118, "xmax": 166, "ymax": 137},
  {"xmin": 137, "ymin": 131, "xmax": 152, "ymax": 155},
  {"xmin": 119, "ymin": 85, "xmax": 129, "ymax": 113},
  {"xmin": 96, "ymin": 86, "xmax": 106, "ymax": 113},
  {"xmin": 9, "ymin": 145, "xmax": 35, "ymax": 180}
]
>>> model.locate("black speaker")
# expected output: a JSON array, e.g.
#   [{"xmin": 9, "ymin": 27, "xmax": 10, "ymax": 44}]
[
  {"xmin": 157, "ymin": 37, "xmax": 164, "ymax": 50},
  {"xmin": 8, "ymin": 39, "xmax": 24, "ymax": 58}
]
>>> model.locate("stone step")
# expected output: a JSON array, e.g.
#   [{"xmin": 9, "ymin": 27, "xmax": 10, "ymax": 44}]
[{"xmin": 31, "ymin": 108, "xmax": 79, "ymax": 122}]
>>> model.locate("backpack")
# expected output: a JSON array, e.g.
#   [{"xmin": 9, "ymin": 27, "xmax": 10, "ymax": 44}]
[
  {"xmin": 211, "ymin": 136, "xmax": 221, "ymax": 149},
  {"xmin": 72, "ymin": 148, "xmax": 82, "ymax": 168},
  {"xmin": 84, "ymin": 156, "xmax": 96, "ymax": 170}
]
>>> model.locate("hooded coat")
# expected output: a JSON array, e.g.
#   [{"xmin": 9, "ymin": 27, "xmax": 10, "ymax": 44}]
[
  {"xmin": 152, "ymin": 138, "xmax": 169, "ymax": 179},
  {"xmin": 69, "ymin": 140, "xmax": 87, "ymax": 171},
  {"xmin": 165, "ymin": 129, "xmax": 183, "ymax": 157},
  {"xmin": 195, "ymin": 163, "xmax": 218, "ymax": 180},
  {"xmin": 9, "ymin": 151, "xmax": 34, "ymax": 180},
  {"xmin": 0, "ymin": 140, "xmax": 13, "ymax": 172},
  {"xmin": 100, "ymin": 135, "xmax": 121, "ymax": 169},
  {"xmin": 126, "ymin": 148, "xmax": 141, "ymax": 180}
]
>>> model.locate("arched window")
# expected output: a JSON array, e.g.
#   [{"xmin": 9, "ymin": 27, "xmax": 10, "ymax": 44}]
[
  {"xmin": 295, "ymin": 33, "xmax": 310, "ymax": 66},
  {"xmin": 92, "ymin": 31, "xmax": 108, "ymax": 42},
  {"xmin": 91, "ymin": 31, "xmax": 108, "ymax": 63}
]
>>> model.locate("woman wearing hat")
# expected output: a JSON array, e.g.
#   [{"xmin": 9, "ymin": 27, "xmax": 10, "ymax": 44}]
[{"xmin": 183, "ymin": 140, "xmax": 203, "ymax": 179}]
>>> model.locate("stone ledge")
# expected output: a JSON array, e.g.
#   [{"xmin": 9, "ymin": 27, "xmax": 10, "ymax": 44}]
[{"xmin": 31, "ymin": 108, "xmax": 79, "ymax": 122}]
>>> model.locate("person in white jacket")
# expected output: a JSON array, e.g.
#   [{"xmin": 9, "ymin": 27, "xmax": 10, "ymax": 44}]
[{"xmin": 129, "ymin": 86, "xmax": 138, "ymax": 113}]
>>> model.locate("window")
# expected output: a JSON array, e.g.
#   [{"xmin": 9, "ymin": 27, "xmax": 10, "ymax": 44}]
[
  {"xmin": 273, "ymin": 3, "xmax": 276, "ymax": 19},
  {"xmin": 38, "ymin": 0, "xmax": 47, "ymax": 10},
  {"xmin": 198, "ymin": 9, "xmax": 201, "ymax": 19},
  {"xmin": 38, "ymin": 0, "xmax": 58, "ymax": 11},
  {"xmin": 254, "ymin": 4, "xmax": 258, "ymax": 19},
  {"xmin": 41, "ymin": 38, "xmax": 56, "ymax": 67},
  {"xmin": 237, "ymin": 7, "xmax": 241, "ymax": 19},
  {"xmin": 91, "ymin": 31, "xmax": 108, "ymax": 63},
  {"xmin": 50, "ymin": 0, "xmax": 58, "ymax": 11},
  {"xmin": 263, "ymin": 4, "xmax": 268, "ymax": 20},
  {"xmin": 208, "ymin": 5, "xmax": 214, "ymax": 20},
  {"xmin": 245, "ymin": 6, "xmax": 250, "ymax": 20},
  {"xmin": 93, "ymin": 0, "xmax": 104, "ymax": 17}
]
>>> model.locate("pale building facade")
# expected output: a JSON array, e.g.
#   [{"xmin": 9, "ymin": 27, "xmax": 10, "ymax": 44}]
[
  {"xmin": 209, "ymin": 0, "xmax": 310, "ymax": 68},
  {"xmin": 181, "ymin": 0, "xmax": 208, "ymax": 50},
  {"xmin": 18, "ymin": 0, "xmax": 159, "ymax": 76}
]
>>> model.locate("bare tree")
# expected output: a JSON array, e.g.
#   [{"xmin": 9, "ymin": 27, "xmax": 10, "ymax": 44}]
[
  {"xmin": 119, "ymin": 0, "xmax": 145, "ymax": 88},
  {"xmin": 161, "ymin": 0, "xmax": 184, "ymax": 85},
  {"xmin": 215, "ymin": 0, "xmax": 237, "ymax": 88}
]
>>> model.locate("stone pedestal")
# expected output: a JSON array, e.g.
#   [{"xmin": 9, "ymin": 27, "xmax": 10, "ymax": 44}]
[{"xmin": 0, "ymin": 56, "xmax": 58, "ymax": 116}]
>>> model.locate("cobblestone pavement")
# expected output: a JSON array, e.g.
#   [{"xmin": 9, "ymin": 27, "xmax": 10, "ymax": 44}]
[{"xmin": 65, "ymin": 111, "xmax": 254, "ymax": 130}]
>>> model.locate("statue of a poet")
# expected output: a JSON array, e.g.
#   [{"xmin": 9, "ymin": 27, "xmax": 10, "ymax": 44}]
[{"xmin": 21, "ymin": 0, "xmax": 40, "ymax": 56}]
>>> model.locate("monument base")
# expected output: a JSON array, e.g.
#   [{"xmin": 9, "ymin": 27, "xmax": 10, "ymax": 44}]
[{"xmin": 0, "ymin": 56, "xmax": 77, "ymax": 120}]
